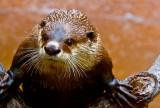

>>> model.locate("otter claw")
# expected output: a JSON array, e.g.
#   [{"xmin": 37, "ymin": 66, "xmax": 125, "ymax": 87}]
[
  {"xmin": 118, "ymin": 86, "xmax": 137, "ymax": 100},
  {"xmin": 117, "ymin": 93, "xmax": 133, "ymax": 107},
  {"xmin": 113, "ymin": 93, "xmax": 123, "ymax": 107},
  {"xmin": 106, "ymin": 78, "xmax": 137, "ymax": 107},
  {"xmin": 0, "ymin": 63, "xmax": 8, "ymax": 88},
  {"xmin": 0, "ymin": 63, "xmax": 6, "ymax": 73},
  {"xmin": 120, "ymin": 83, "xmax": 133, "ymax": 89}
]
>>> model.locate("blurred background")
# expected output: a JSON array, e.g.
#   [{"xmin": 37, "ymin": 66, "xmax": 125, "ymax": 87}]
[{"xmin": 0, "ymin": 0, "xmax": 160, "ymax": 107}]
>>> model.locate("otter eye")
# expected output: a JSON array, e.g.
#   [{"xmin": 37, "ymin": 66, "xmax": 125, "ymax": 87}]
[
  {"xmin": 65, "ymin": 39, "xmax": 74, "ymax": 46},
  {"xmin": 86, "ymin": 31, "xmax": 95, "ymax": 40},
  {"xmin": 40, "ymin": 20, "xmax": 46, "ymax": 28},
  {"xmin": 42, "ymin": 33, "xmax": 48, "ymax": 41}
]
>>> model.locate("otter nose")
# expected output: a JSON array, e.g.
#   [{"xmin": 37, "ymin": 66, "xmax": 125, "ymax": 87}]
[{"xmin": 44, "ymin": 45, "xmax": 61, "ymax": 56}]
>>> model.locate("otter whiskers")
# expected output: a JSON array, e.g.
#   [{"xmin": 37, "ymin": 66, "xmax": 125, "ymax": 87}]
[
  {"xmin": 27, "ymin": 55, "xmax": 41, "ymax": 77},
  {"xmin": 17, "ymin": 49, "xmax": 41, "ymax": 76},
  {"xmin": 16, "ymin": 48, "xmax": 39, "ymax": 56}
]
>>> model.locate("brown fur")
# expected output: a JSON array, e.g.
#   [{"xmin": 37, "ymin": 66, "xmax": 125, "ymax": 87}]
[{"xmin": 11, "ymin": 9, "xmax": 113, "ymax": 107}]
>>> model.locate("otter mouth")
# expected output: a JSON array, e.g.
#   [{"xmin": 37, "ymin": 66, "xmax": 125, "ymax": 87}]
[{"xmin": 48, "ymin": 58, "xmax": 59, "ymax": 62}]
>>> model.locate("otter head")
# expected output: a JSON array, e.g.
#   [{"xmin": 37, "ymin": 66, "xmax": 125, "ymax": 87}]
[
  {"xmin": 37, "ymin": 9, "xmax": 103, "ymax": 78},
  {"xmin": 26, "ymin": 9, "xmax": 103, "ymax": 79}
]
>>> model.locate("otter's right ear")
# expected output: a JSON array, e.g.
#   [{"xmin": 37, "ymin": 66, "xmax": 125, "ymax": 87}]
[{"xmin": 40, "ymin": 20, "xmax": 46, "ymax": 28}]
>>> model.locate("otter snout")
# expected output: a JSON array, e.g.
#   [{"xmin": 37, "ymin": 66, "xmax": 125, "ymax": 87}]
[{"xmin": 44, "ymin": 45, "xmax": 61, "ymax": 56}]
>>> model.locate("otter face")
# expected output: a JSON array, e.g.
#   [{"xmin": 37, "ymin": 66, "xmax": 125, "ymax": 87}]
[{"xmin": 37, "ymin": 9, "xmax": 102, "ymax": 78}]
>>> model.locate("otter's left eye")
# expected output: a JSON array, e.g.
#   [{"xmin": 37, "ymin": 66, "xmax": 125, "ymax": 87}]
[
  {"xmin": 86, "ymin": 31, "xmax": 95, "ymax": 40},
  {"xmin": 65, "ymin": 39, "xmax": 74, "ymax": 46}
]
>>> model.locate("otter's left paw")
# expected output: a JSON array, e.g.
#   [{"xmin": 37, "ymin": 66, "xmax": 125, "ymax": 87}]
[{"xmin": 106, "ymin": 78, "xmax": 137, "ymax": 107}]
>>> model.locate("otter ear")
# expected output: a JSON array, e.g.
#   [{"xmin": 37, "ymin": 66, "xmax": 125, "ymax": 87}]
[
  {"xmin": 86, "ymin": 31, "xmax": 95, "ymax": 40},
  {"xmin": 40, "ymin": 20, "xmax": 46, "ymax": 28}
]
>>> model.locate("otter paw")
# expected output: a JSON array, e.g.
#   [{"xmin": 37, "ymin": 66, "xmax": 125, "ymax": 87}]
[
  {"xmin": 0, "ymin": 63, "xmax": 7, "ymax": 80},
  {"xmin": 0, "ymin": 63, "xmax": 9, "ymax": 89},
  {"xmin": 106, "ymin": 78, "xmax": 137, "ymax": 107},
  {"xmin": 0, "ymin": 63, "xmax": 6, "ymax": 73},
  {"xmin": 0, "ymin": 73, "xmax": 11, "ymax": 95}
]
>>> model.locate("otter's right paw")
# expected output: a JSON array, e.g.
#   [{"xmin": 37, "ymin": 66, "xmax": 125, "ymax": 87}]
[
  {"xmin": 0, "ymin": 63, "xmax": 9, "ymax": 89},
  {"xmin": 0, "ymin": 63, "xmax": 11, "ymax": 102},
  {"xmin": 0, "ymin": 63, "xmax": 6, "ymax": 72},
  {"xmin": 0, "ymin": 65, "xmax": 23, "ymax": 104},
  {"xmin": 0, "ymin": 63, "xmax": 7, "ymax": 79}
]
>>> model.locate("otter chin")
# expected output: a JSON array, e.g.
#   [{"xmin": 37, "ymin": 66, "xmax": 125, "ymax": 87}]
[{"xmin": 0, "ymin": 9, "xmax": 137, "ymax": 108}]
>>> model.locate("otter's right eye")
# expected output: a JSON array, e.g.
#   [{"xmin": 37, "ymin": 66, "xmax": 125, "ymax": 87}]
[{"xmin": 42, "ymin": 33, "xmax": 48, "ymax": 41}]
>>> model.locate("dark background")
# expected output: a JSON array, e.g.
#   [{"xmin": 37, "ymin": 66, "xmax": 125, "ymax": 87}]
[{"xmin": 0, "ymin": 0, "xmax": 160, "ymax": 107}]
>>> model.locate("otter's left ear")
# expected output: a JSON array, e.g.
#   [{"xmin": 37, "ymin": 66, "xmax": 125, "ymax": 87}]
[{"xmin": 86, "ymin": 31, "xmax": 96, "ymax": 40}]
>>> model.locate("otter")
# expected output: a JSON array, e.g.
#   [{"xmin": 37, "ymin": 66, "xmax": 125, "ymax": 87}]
[{"xmin": 0, "ymin": 9, "xmax": 137, "ymax": 107}]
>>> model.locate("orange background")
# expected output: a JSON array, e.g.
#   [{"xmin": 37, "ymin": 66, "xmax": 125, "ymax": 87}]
[{"xmin": 0, "ymin": 0, "xmax": 160, "ymax": 107}]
